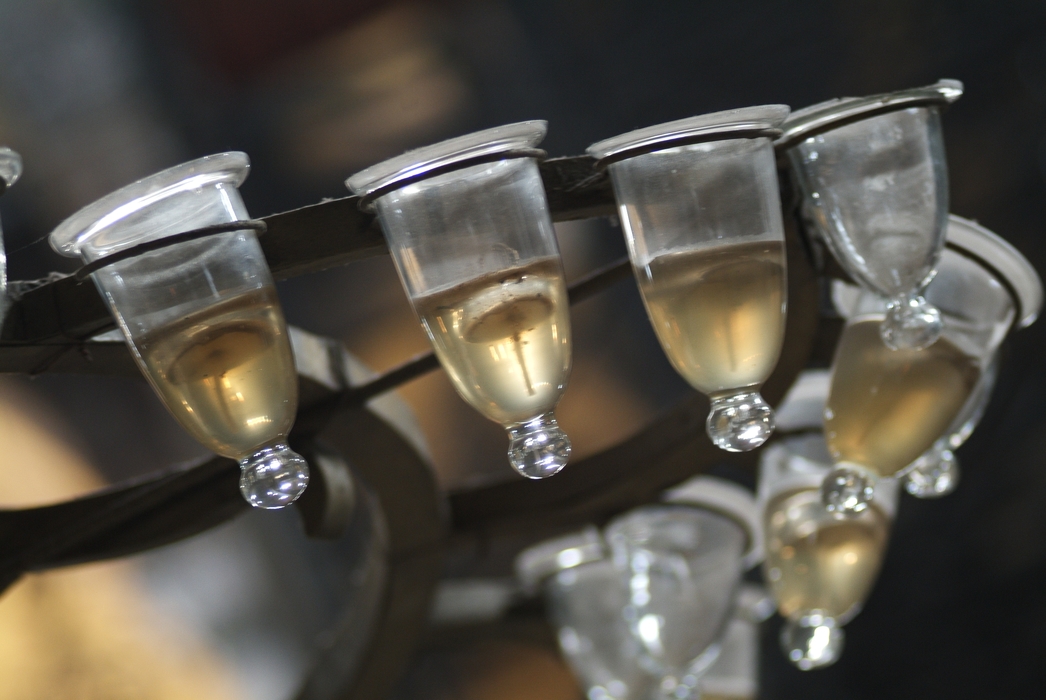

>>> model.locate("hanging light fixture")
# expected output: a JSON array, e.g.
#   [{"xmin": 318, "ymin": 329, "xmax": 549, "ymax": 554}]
[{"xmin": 0, "ymin": 76, "xmax": 1041, "ymax": 699}]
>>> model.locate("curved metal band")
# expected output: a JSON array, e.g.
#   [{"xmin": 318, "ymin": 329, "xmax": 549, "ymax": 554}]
[
  {"xmin": 357, "ymin": 148, "xmax": 548, "ymax": 212},
  {"xmin": 775, "ymin": 96, "xmax": 950, "ymax": 151},
  {"xmin": 593, "ymin": 127, "xmax": 783, "ymax": 170},
  {"xmin": 74, "ymin": 219, "xmax": 268, "ymax": 283}
]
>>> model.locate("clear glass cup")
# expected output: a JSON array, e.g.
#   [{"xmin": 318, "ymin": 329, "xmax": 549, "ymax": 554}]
[
  {"xmin": 758, "ymin": 431, "xmax": 898, "ymax": 670},
  {"xmin": 49, "ymin": 152, "xmax": 309, "ymax": 509},
  {"xmin": 517, "ymin": 529, "xmax": 653, "ymax": 700},
  {"xmin": 588, "ymin": 106, "xmax": 790, "ymax": 452},
  {"xmin": 820, "ymin": 214, "xmax": 1041, "ymax": 514},
  {"xmin": 780, "ymin": 81, "xmax": 962, "ymax": 351},
  {"xmin": 347, "ymin": 122, "xmax": 572, "ymax": 479},
  {"xmin": 0, "ymin": 147, "xmax": 23, "ymax": 325},
  {"xmin": 605, "ymin": 503, "xmax": 747, "ymax": 699}
]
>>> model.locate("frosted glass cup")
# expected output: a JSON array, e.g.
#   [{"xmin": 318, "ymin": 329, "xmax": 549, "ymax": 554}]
[
  {"xmin": 589, "ymin": 106, "xmax": 790, "ymax": 453},
  {"xmin": 821, "ymin": 215, "xmax": 1041, "ymax": 515},
  {"xmin": 606, "ymin": 505, "xmax": 747, "ymax": 699},
  {"xmin": 779, "ymin": 81, "xmax": 963, "ymax": 351},
  {"xmin": 49, "ymin": 153, "xmax": 308, "ymax": 509},
  {"xmin": 348, "ymin": 122, "xmax": 572, "ymax": 479}
]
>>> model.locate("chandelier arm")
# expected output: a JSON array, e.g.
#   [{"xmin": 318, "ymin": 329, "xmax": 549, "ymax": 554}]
[
  {"xmin": 294, "ymin": 255, "xmax": 633, "ymax": 437},
  {"xmin": 0, "ymin": 157, "xmax": 612, "ymax": 364}
]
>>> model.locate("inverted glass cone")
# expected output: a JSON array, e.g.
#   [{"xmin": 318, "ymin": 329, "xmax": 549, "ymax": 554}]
[
  {"xmin": 49, "ymin": 153, "xmax": 308, "ymax": 509},
  {"xmin": 348, "ymin": 122, "xmax": 573, "ymax": 479},
  {"xmin": 589, "ymin": 106, "xmax": 790, "ymax": 453},
  {"xmin": 606, "ymin": 505, "xmax": 746, "ymax": 698}
]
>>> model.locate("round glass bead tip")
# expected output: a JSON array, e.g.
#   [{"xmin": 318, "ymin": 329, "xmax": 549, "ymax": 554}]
[
  {"xmin": 507, "ymin": 412, "xmax": 571, "ymax": 479},
  {"xmin": 821, "ymin": 464, "xmax": 876, "ymax": 517},
  {"xmin": 706, "ymin": 392, "xmax": 775, "ymax": 452},
  {"xmin": 781, "ymin": 614, "xmax": 845, "ymax": 671},
  {"xmin": 905, "ymin": 448, "xmax": 959, "ymax": 498},
  {"xmin": 880, "ymin": 295, "xmax": 943, "ymax": 351},
  {"xmin": 239, "ymin": 442, "xmax": 310, "ymax": 509}
]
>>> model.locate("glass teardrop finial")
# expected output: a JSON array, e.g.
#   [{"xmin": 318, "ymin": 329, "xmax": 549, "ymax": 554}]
[
  {"xmin": 880, "ymin": 295, "xmax": 943, "ymax": 351},
  {"xmin": 706, "ymin": 391, "xmax": 775, "ymax": 452},
  {"xmin": 821, "ymin": 464, "xmax": 876, "ymax": 517},
  {"xmin": 239, "ymin": 442, "xmax": 310, "ymax": 509},
  {"xmin": 507, "ymin": 412, "xmax": 571, "ymax": 479}
]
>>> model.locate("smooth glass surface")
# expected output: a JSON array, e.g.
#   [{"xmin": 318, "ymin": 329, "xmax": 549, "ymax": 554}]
[
  {"xmin": 606, "ymin": 506, "xmax": 745, "ymax": 699},
  {"xmin": 606, "ymin": 134, "xmax": 787, "ymax": 453},
  {"xmin": 790, "ymin": 106, "xmax": 949, "ymax": 350},
  {"xmin": 48, "ymin": 153, "xmax": 307, "ymax": 509},
  {"xmin": 357, "ymin": 150, "xmax": 572, "ymax": 479}
]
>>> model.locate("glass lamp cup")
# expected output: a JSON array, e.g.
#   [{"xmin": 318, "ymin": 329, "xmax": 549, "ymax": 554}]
[
  {"xmin": 0, "ymin": 147, "xmax": 23, "ymax": 325},
  {"xmin": 821, "ymin": 215, "xmax": 1040, "ymax": 514},
  {"xmin": 758, "ymin": 435, "xmax": 897, "ymax": 670},
  {"xmin": 517, "ymin": 529, "xmax": 653, "ymax": 700},
  {"xmin": 48, "ymin": 153, "xmax": 308, "ymax": 509},
  {"xmin": 605, "ymin": 505, "xmax": 747, "ymax": 699},
  {"xmin": 588, "ymin": 106, "xmax": 790, "ymax": 453},
  {"xmin": 347, "ymin": 122, "xmax": 572, "ymax": 479},
  {"xmin": 780, "ymin": 82, "xmax": 962, "ymax": 352}
]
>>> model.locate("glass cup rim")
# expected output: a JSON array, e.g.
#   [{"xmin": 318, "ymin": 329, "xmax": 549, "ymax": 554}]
[
  {"xmin": 345, "ymin": 120, "xmax": 548, "ymax": 198},
  {"xmin": 49, "ymin": 151, "xmax": 251, "ymax": 259},
  {"xmin": 586, "ymin": 104, "xmax": 789, "ymax": 165},
  {"xmin": 775, "ymin": 79, "xmax": 962, "ymax": 151}
]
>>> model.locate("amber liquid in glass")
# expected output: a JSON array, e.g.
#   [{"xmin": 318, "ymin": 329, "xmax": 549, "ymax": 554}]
[
  {"xmin": 637, "ymin": 241, "xmax": 786, "ymax": 396},
  {"xmin": 414, "ymin": 258, "xmax": 571, "ymax": 426},
  {"xmin": 763, "ymin": 488, "xmax": 889, "ymax": 621},
  {"xmin": 825, "ymin": 318, "xmax": 979, "ymax": 477},
  {"xmin": 137, "ymin": 288, "xmax": 297, "ymax": 458}
]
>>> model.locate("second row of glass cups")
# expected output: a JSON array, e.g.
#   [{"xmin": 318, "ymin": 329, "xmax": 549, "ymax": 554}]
[{"xmin": 34, "ymin": 79, "xmax": 1012, "ymax": 506}]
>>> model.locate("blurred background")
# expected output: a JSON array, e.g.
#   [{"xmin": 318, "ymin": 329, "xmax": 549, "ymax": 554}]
[{"xmin": 0, "ymin": 0, "xmax": 1045, "ymax": 698}]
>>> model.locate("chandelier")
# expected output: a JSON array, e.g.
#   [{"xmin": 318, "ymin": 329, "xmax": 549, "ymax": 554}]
[{"xmin": 0, "ymin": 78, "xmax": 1039, "ymax": 699}]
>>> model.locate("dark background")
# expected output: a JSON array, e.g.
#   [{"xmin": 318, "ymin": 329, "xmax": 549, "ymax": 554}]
[{"xmin": 1, "ymin": 1, "xmax": 1045, "ymax": 698}]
